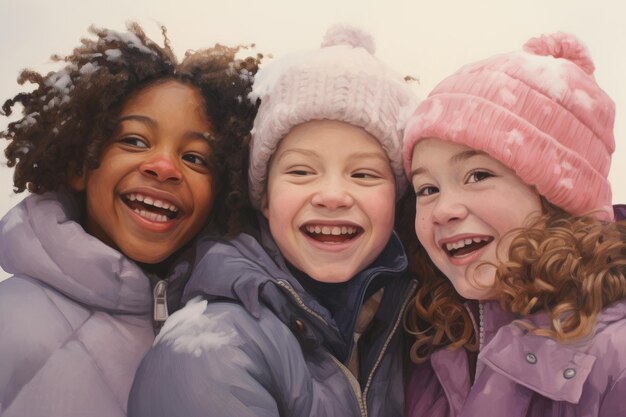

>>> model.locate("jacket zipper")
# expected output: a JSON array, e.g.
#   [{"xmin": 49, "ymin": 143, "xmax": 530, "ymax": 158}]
[
  {"xmin": 362, "ymin": 280, "xmax": 417, "ymax": 400},
  {"xmin": 275, "ymin": 279, "xmax": 329, "ymax": 325},
  {"xmin": 330, "ymin": 354, "xmax": 368, "ymax": 417},
  {"xmin": 153, "ymin": 279, "xmax": 169, "ymax": 330},
  {"xmin": 277, "ymin": 278, "xmax": 417, "ymax": 417},
  {"xmin": 276, "ymin": 280, "xmax": 367, "ymax": 416},
  {"xmin": 478, "ymin": 302, "xmax": 485, "ymax": 351},
  {"xmin": 476, "ymin": 301, "xmax": 485, "ymax": 379}
]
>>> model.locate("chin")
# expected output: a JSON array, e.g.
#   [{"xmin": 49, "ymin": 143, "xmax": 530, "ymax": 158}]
[
  {"xmin": 307, "ymin": 267, "xmax": 357, "ymax": 284},
  {"xmin": 453, "ymin": 282, "xmax": 495, "ymax": 301},
  {"xmin": 123, "ymin": 247, "xmax": 172, "ymax": 265}
]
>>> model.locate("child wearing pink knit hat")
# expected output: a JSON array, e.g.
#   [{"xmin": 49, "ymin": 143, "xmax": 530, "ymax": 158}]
[
  {"xmin": 401, "ymin": 32, "xmax": 626, "ymax": 417},
  {"xmin": 129, "ymin": 24, "xmax": 418, "ymax": 417}
]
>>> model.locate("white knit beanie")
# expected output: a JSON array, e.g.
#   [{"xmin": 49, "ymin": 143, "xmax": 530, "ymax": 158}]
[{"xmin": 247, "ymin": 24, "xmax": 418, "ymax": 209}]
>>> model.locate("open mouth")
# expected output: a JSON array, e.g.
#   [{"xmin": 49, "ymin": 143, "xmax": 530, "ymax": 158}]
[
  {"xmin": 122, "ymin": 192, "xmax": 180, "ymax": 223},
  {"xmin": 443, "ymin": 236, "xmax": 494, "ymax": 257},
  {"xmin": 301, "ymin": 224, "xmax": 363, "ymax": 243}
]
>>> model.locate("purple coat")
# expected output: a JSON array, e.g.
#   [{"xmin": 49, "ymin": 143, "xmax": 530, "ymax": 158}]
[
  {"xmin": 0, "ymin": 192, "xmax": 191, "ymax": 417},
  {"xmin": 406, "ymin": 300, "xmax": 626, "ymax": 417}
]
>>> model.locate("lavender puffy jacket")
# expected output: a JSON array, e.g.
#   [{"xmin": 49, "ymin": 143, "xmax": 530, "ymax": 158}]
[{"xmin": 0, "ymin": 192, "xmax": 191, "ymax": 417}]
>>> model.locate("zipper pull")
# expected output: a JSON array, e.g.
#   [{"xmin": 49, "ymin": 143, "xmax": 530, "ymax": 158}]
[{"xmin": 153, "ymin": 279, "xmax": 169, "ymax": 330}]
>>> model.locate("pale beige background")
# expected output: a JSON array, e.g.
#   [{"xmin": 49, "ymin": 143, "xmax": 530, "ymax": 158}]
[{"xmin": 1, "ymin": 0, "xmax": 625, "ymax": 279}]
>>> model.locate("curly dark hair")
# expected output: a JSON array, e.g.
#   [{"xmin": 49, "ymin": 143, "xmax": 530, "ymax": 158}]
[
  {"xmin": 1, "ymin": 22, "xmax": 262, "ymax": 236},
  {"xmin": 398, "ymin": 191, "xmax": 626, "ymax": 364}
]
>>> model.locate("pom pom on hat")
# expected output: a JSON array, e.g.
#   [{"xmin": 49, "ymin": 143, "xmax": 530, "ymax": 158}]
[
  {"xmin": 248, "ymin": 24, "xmax": 417, "ymax": 209},
  {"xmin": 523, "ymin": 32, "xmax": 595, "ymax": 75},
  {"xmin": 403, "ymin": 32, "xmax": 615, "ymax": 220},
  {"xmin": 321, "ymin": 23, "xmax": 376, "ymax": 54}
]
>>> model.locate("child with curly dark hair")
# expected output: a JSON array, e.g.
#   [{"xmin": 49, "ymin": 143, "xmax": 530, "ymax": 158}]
[
  {"xmin": 401, "ymin": 33, "xmax": 626, "ymax": 417},
  {"xmin": 0, "ymin": 22, "xmax": 261, "ymax": 417}
]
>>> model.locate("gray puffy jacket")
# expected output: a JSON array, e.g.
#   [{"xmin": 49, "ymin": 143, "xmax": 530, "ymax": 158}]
[
  {"xmin": 128, "ymin": 225, "xmax": 417, "ymax": 417},
  {"xmin": 0, "ymin": 191, "xmax": 192, "ymax": 417}
]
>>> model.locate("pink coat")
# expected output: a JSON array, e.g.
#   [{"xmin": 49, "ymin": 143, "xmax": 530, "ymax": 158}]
[{"xmin": 405, "ymin": 300, "xmax": 626, "ymax": 417}]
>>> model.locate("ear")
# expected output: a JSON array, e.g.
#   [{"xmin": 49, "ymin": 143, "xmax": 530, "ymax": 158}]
[
  {"xmin": 68, "ymin": 165, "xmax": 87, "ymax": 192},
  {"xmin": 260, "ymin": 193, "xmax": 269, "ymax": 219}
]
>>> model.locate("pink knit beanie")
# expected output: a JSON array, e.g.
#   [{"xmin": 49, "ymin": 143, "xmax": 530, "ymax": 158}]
[
  {"xmin": 403, "ymin": 32, "xmax": 615, "ymax": 220},
  {"xmin": 248, "ymin": 24, "xmax": 418, "ymax": 209}
]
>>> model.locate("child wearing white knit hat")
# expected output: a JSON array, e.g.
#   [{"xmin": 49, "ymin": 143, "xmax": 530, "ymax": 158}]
[
  {"xmin": 129, "ymin": 24, "xmax": 418, "ymax": 417},
  {"xmin": 248, "ymin": 24, "xmax": 414, "ymax": 206}
]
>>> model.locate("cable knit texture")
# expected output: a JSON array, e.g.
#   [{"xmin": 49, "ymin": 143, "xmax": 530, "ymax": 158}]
[
  {"xmin": 248, "ymin": 24, "xmax": 417, "ymax": 208},
  {"xmin": 403, "ymin": 32, "xmax": 615, "ymax": 220}
]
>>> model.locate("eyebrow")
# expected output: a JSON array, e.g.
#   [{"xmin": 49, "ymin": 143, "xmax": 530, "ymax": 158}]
[
  {"xmin": 349, "ymin": 152, "xmax": 390, "ymax": 163},
  {"xmin": 275, "ymin": 148, "xmax": 319, "ymax": 162},
  {"xmin": 275, "ymin": 149, "xmax": 390, "ymax": 167},
  {"xmin": 117, "ymin": 114, "xmax": 215, "ymax": 146},
  {"xmin": 410, "ymin": 149, "xmax": 484, "ymax": 179},
  {"xmin": 118, "ymin": 114, "xmax": 156, "ymax": 128}
]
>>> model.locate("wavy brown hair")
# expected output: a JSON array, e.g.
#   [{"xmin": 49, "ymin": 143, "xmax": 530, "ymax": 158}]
[
  {"xmin": 399, "ymin": 192, "xmax": 626, "ymax": 364},
  {"xmin": 1, "ymin": 22, "xmax": 262, "ymax": 236}
]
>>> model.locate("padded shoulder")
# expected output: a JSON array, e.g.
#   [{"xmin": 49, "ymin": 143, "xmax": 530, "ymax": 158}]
[{"xmin": 0, "ymin": 276, "xmax": 90, "ymax": 411}]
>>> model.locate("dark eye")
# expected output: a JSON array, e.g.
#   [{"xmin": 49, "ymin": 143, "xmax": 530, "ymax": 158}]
[
  {"xmin": 120, "ymin": 136, "xmax": 148, "ymax": 148},
  {"xmin": 416, "ymin": 185, "xmax": 439, "ymax": 197},
  {"xmin": 467, "ymin": 170, "xmax": 494, "ymax": 183},
  {"xmin": 287, "ymin": 169, "xmax": 311, "ymax": 176},
  {"xmin": 352, "ymin": 171, "xmax": 379, "ymax": 179},
  {"xmin": 182, "ymin": 153, "xmax": 208, "ymax": 167}
]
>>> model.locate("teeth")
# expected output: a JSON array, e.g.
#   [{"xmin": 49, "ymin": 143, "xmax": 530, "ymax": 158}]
[
  {"xmin": 133, "ymin": 208, "xmax": 169, "ymax": 223},
  {"xmin": 445, "ymin": 237, "xmax": 490, "ymax": 251},
  {"xmin": 305, "ymin": 225, "xmax": 359, "ymax": 236},
  {"xmin": 126, "ymin": 193, "xmax": 179, "ymax": 213}
]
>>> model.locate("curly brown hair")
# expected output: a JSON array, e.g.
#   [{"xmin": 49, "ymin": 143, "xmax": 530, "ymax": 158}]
[
  {"xmin": 1, "ymin": 22, "xmax": 262, "ymax": 236},
  {"xmin": 399, "ymin": 192, "xmax": 626, "ymax": 364}
]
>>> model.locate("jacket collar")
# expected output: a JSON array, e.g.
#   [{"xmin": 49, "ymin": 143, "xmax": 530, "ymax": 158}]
[
  {"xmin": 0, "ymin": 191, "xmax": 194, "ymax": 314},
  {"xmin": 431, "ymin": 299, "xmax": 626, "ymax": 409},
  {"xmin": 182, "ymin": 219, "xmax": 411, "ymax": 359},
  {"xmin": 479, "ymin": 300, "xmax": 626, "ymax": 404}
]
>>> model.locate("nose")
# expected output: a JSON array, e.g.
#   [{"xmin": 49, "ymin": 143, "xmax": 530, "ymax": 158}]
[
  {"xmin": 311, "ymin": 178, "xmax": 354, "ymax": 210},
  {"xmin": 139, "ymin": 152, "xmax": 182, "ymax": 183},
  {"xmin": 431, "ymin": 191, "xmax": 468, "ymax": 225}
]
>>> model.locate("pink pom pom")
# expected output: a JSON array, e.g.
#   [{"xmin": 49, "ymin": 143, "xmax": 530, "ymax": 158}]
[
  {"xmin": 321, "ymin": 24, "xmax": 376, "ymax": 54},
  {"xmin": 523, "ymin": 32, "xmax": 595, "ymax": 75}
]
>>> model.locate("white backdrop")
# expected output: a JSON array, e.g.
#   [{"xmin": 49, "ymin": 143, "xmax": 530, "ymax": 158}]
[{"xmin": 1, "ymin": 0, "xmax": 625, "ymax": 279}]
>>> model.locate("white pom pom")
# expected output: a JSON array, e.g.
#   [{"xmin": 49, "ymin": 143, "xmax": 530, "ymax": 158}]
[{"xmin": 321, "ymin": 24, "xmax": 376, "ymax": 54}]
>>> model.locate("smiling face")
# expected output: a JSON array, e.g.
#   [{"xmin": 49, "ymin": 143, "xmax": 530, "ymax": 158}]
[
  {"xmin": 71, "ymin": 79, "xmax": 215, "ymax": 264},
  {"xmin": 410, "ymin": 139, "xmax": 542, "ymax": 300},
  {"xmin": 263, "ymin": 120, "xmax": 396, "ymax": 283}
]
